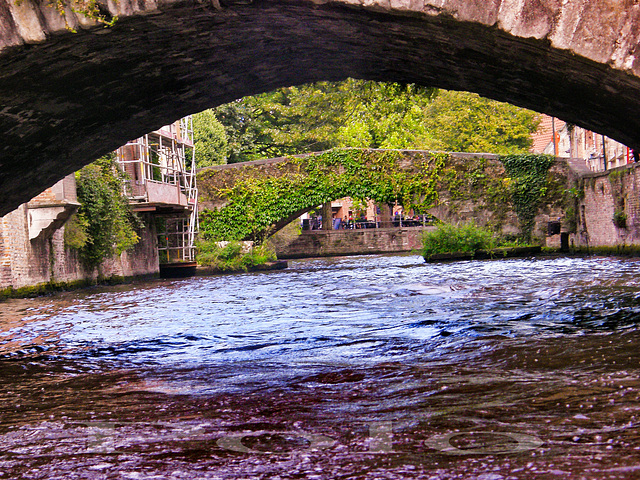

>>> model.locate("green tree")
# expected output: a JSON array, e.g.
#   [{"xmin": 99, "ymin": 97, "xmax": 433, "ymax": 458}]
[
  {"xmin": 192, "ymin": 109, "xmax": 228, "ymax": 167},
  {"xmin": 214, "ymin": 80, "xmax": 438, "ymax": 162},
  {"xmin": 214, "ymin": 81, "xmax": 539, "ymax": 160},
  {"xmin": 66, "ymin": 155, "xmax": 139, "ymax": 268},
  {"xmin": 422, "ymin": 90, "xmax": 540, "ymax": 154}
]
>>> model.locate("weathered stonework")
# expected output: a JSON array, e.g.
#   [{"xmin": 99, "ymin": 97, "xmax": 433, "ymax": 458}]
[
  {"xmin": 275, "ymin": 226, "xmax": 429, "ymax": 259},
  {"xmin": 1, "ymin": 0, "xmax": 640, "ymax": 217},
  {"xmin": 0, "ymin": 203, "xmax": 160, "ymax": 293},
  {"xmin": 576, "ymin": 166, "xmax": 640, "ymax": 247}
]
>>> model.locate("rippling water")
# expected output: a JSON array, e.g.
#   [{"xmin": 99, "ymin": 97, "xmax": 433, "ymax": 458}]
[{"xmin": 1, "ymin": 254, "xmax": 639, "ymax": 479}]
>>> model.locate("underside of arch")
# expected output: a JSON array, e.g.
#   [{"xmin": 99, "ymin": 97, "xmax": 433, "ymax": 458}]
[{"xmin": 1, "ymin": 0, "xmax": 639, "ymax": 215}]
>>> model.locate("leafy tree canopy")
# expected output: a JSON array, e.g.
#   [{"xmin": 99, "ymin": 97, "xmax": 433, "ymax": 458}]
[
  {"xmin": 199, "ymin": 80, "xmax": 540, "ymax": 162},
  {"xmin": 192, "ymin": 109, "xmax": 228, "ymax": 167},
  {"xmin": 421, "ymin": 90, "xmax": 542, "ymax": 154}
]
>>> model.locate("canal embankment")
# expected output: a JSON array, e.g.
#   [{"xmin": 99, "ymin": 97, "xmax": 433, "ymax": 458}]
[{"xmin": 273, "ymin": 226, "xmax": 431, "ymax": 259}]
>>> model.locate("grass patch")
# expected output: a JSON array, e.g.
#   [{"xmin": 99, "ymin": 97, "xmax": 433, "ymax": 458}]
[{"xmin": 196, "ymin": 240, "xmax": 277, "ymax": 272}]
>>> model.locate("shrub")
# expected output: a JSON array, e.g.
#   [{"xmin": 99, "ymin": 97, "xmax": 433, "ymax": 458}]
[
  {"xmin": 196, "ymin": 239, "xmax": 276, "ymax": 271},
  {"xmin": 613, "ymin": 209, "xmax": 627, "ymax": 229},
  {"xmin": 67, "ymin": 155, "xmax": 140, "ymax": 268},
  {"xmin": 422, "ymin": 222, "xmax": 496, "ymax": 258}
]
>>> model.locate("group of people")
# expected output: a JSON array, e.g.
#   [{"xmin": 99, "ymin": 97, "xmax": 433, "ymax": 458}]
[
  {"xmin": 305, "ymin": 213, "xmax": 433, "ymax": 231},
  {"xmin": 335, "ymin": 214, "xmax": 372, "ymax": 230}
]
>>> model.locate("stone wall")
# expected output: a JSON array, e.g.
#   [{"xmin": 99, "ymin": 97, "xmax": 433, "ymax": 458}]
[
  {"xmin": 275, "ymin": 227, "xmax": 431, "ymax": 259},
  {"xmin": 574, "ymin": 165, "xmax": 640, "ymax": 247},
  {"xmin": 0, "ymin": 204, "xmax": 159, "ymax": 293}
]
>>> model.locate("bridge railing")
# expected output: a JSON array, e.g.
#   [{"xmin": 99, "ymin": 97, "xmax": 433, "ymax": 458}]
[{"xmin": 302, "ymin": 214, "xmax": 435, "ymax": 232}]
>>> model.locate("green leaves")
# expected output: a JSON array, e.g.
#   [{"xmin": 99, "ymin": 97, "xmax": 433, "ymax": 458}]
[
  {"xmin": 198, "ymin": 150, "xmax": 446, "ymax": 243},
  {"xmin": 500, "ymin": 154, "xmax": 555, "ymax": 241},
  {"xmin": 212, "ymin": 83, "xmax": 540, "ymax": 163},
  {"xmin": 196, "ymin": 240, "xmax": 276, "ymax": 271},
  {"xmin": 423, "ymin": 91, "xmax": 540, "ymax": 154},
  {"xmin": 69, "ymin": 155, "xmax": 140, "ymax": 268},
  {"xmin": 193, "ymin": 110, "xmax": 227, "ymax": 167},
  {"xmin": 214, "ymin": 80, "xmax": 440, "ymax": 162},
  {"xmin": 422, "ymin": 222, "xmax": 497, "ymax": 259}
]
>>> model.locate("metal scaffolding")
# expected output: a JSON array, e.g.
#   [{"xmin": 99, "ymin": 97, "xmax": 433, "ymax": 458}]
[{"xmin": 115, "ymin": 116, "xmax": 198, "ymax": 263}]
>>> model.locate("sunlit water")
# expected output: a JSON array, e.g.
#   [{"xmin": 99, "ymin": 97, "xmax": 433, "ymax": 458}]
[{"xmin": 0, "ymin": 254, "xmax": 639, "ymax": 479}]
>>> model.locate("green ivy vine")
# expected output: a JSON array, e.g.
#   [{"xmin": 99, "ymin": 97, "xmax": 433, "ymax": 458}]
[
  {"xmin": 65, "ymin": 154, "xmax": 140, "ymax": 268},
  {"xmin": 500, "ymin": 153, "xmax": 556, "ymax": 240},
  {"xmin": 15, "ymin": 0, "xmax": 118, "ymax": 31},
  {"xmin": 198, "ymin": 149, "xmax": 447, "ymax": 243}
]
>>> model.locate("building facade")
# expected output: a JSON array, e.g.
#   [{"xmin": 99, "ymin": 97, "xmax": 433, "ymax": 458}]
[
  {"xmin": 0, "ymin": 117, "xmax": 198, "ymax": 295},
  {"xmin": 531, "ymin": 114, "xmax": 633, "ymax": 171},
  {"xmin": 115, "ymin": 117, "xmax": 198, "ymax": 264}
]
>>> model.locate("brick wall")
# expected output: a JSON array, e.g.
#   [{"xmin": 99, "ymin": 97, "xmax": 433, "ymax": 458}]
[
  {"xmin": 1, "ymin": 205, "xmax": 32, "ymax": 288},
  {"xmin": 576, "ymin": 165, "xmax": 640, "ymax": 247},
  {"xmin": 26, "ymin": 174, "xmax": 76, "ymax": 208}
]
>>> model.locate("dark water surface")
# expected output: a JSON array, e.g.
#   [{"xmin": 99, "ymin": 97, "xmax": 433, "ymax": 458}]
[{"xmin": 1, "ymin": 254, "xmax": 639, "ymax": 479}]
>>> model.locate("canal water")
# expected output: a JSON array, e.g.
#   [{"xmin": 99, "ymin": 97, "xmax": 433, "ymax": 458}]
[{"xmin": 0, "ymin": 254, "xmax": 639, "ymax": 479}]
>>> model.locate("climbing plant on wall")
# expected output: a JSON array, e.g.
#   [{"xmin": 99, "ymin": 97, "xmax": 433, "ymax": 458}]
[
  {"xmin": 198, "ymin": 149, "xmax": 447, "ymax": 243},
  {"xmin": 15, "ymin": 0, "xmax": 118, "ymax": 30},
  {"xmin": 66, "ymin": 154, "xmax": 140, "ymax": 268},
  {"xmin": 198, "ymin": 150, "xmax": 560, "ymax": 244},
  {"xmin": 500, "ymin": 153, "xmax": 556, "ymax": 241}
]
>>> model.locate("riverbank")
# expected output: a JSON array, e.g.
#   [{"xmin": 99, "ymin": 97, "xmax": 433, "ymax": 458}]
[
  {"xmin": 0, "ymin": 259, "xmax": 292, "ymax": 300},
  {"xmin": 0, "ymin": 272, "xmax": 159, "ymax": 300},
  {"xmin": 423, "ymin": 245, "xmax": 542, "ymax": 262},
  {"xmin": 195, "ymin": 260, "xmax": 288, "ymax": 276}
]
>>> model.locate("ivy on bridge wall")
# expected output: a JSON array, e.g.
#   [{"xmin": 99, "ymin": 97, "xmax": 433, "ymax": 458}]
[
  {"xmin": 436, "ymin": 153, "xmax": 560, "ymax": 241},
  {"xmin": 197, "ymin": 149, "xmax": 563, "ymax": 244},
  {"xmin": 198, "ymin": 150, "xmax": 446, "ymax": 242}
]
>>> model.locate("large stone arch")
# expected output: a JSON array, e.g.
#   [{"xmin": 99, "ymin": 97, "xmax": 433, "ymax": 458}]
[{"xmin": 1, "ymin": 0, "xmax": 639, "ymax": 215}]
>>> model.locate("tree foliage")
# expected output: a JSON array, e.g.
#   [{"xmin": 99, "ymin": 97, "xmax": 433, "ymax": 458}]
[
  {"xmin": 210, "ymin": 80, "xmax": 540, "ymax": 162},
  {"xmin": 422, "ymin": 91, "xmax": 541, "ymax": 154},
  {"xmin": 66, "ymin": 155, "xmax": 139, "ymax": 268},
  {"xmin": 192, "ymin": 109, "xmax": 228, "ymax": 167},
  {"xmin": 214, "ymin": 80, "xmax": 438, "ymax": 162}
]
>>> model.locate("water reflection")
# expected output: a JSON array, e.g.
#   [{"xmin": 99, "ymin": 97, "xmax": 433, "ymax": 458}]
[{"xmin": 0, "ymin": 255, "xmax": 639, "ymax": 478}]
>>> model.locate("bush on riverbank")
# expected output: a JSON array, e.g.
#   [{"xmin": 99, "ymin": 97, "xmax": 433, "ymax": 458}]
[
  {"xmin": 196, "ymin": 239, "xmax": 276, "ymax": 271},
  {"xmin": 422, "ymin": 222, "xmax": 497, "ymax": 259}
]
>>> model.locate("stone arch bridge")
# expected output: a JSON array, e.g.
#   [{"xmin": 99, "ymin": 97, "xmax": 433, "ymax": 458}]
[
  {"xmin": 196, "ymin": 149, "xmax": 574, "ymax": 242},
  {"xmin": 1, "ymin": 0, "xmax": 639, "ymax": 216}
]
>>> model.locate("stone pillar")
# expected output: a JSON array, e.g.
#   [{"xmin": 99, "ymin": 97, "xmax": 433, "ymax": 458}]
[
  {"xmin": 322, "ymin": 201, "xmax": 333, "ymax": 230},
  {"xmin": 377, "ymin": 203, "xmax": 393, "ymax": 228}
]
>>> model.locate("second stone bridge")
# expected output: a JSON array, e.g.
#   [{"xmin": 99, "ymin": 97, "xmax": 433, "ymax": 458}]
[{"xmin": 196, "ymin": 149, "xmax": 574, "ymax": 243}]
